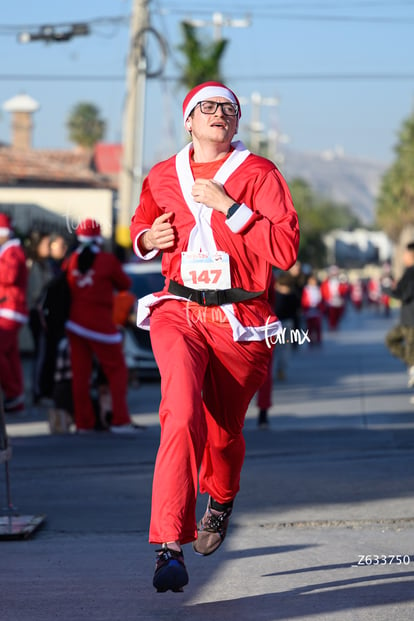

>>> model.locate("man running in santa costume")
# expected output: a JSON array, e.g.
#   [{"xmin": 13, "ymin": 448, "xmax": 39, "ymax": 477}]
[
  {"xmin": 0, "ymin": 213, "xmax": 28, "ymax": 413},
  {"xmin": 130, "ymin": 81, "xmax": 300, "ymax": 592}
]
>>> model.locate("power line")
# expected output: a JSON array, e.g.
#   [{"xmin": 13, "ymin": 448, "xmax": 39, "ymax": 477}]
[
  {"xmin": 161, "ymin": 0, "xmax": 414, "ymax": 10},
  {"xmin": 0, "ymin": 72, "xmax": 413, "ymax": 82},
  {"xmin": 250, "ymin": 12, "xmax": 414, "ymax": 22},
  {"xmin": 1, "ymin": 5, "xmax": 414, "ymax": 39},
  {"xmin": 160, "ymin": 9, "xmax": 414, "ymax": 24},
  {"xmin": 0, "ymin": 16, "xmax": 129, "ymax": 33},
  {"xmin": 163, "ymin": 0, "xmax": 414, "ymax": 6}
]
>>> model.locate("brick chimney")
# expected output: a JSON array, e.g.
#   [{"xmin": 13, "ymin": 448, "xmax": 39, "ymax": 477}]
[{"xmin": 3, "ymin": 94, "xmax": 40, "ymax": 150}]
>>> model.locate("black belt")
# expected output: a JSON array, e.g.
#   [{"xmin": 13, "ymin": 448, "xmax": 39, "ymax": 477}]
[{"xmin": 168, "ymin": 280, "xmax": 264, "ymax": 307}]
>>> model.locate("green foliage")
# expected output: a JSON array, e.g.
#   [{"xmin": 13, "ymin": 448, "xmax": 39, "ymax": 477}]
[
  {"xmin": 176, "ymin": 22, "xmax": 228, "ymax": 89},
  {"xmin": 376, "ymin": 109, "xmax": 414, "ymax": 239},
  {"xmin": 67, "ymin": 102, "xmax": 106, "ymax": 149},
  {"xmin": 289, "ymin": 178, "xmax": 361, "ymax": 267}
]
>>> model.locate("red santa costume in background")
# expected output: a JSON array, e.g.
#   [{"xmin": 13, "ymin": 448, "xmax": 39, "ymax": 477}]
[
  {"xmin": 367, "ymin": 277, "xmax": 381, "ymax": 307},
  {"xmin": 350, "ymin": 278, "xmax": 364, "ymax": 311},
  {"xmin": 65, "ymin": 219, "xmax": 133, "ymax": 432},
  {"xmin": 301, "ymin": 276, "xmax": 323, "ymax": 344},
  {"xmin": 0, "ymin": 213, "xmax": 28, "ymax": 412},
  {"xmin": 320, "ymin": 266, "xmax": 347, "ymax": 330},
  {"xmin": 130, "ymin": 82, "xmax": 299, "ymax": 546}
]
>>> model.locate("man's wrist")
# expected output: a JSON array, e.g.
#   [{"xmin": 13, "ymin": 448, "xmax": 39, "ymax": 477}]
[
  {"xmin": 226, "ymin": 203, "xmax": 240, "ymax": 219},
  {"xmin": 138, "ymin": 231, "xmax": 153, "ymax": 254},
  {"xmin": 144, "ymin": 231, "xmax": 155, "ymax": 251}
]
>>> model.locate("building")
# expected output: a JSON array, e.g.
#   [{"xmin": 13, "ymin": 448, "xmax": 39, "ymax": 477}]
[
  {"xmin": 324, "ymin": 228, "xmax": 393, "ymax": 268},
  {"xmin": 0, "ymin": 94, "xmax": 120, "ymax": 244}
]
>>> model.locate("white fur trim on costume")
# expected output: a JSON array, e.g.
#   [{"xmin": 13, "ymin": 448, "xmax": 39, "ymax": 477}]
[
  {"xmin": 0, "ymin": 238, "xmax": 20, "ymax": 258},
  {"xmin": 136, "ymin": 292, "xmax": 179, "ymax": 329},
  {"xmin": 0, "ymin": 308, "xmax": 28, "ymax": 324},
  {"xmin": 77, "ymin": 236, "xmax": 103, "ymax": 245},
  {"xmin": 76, "ymin": 242, "xmax": 101, "ymax": 254},
  {"xmin": 183, "ymin": 86, "xmax": 238, "ymax": 125},
  {"xmin": 225, "ymin": 203, "xmax": 254, "ymax": 234},
  {"xmin": 65, "ymin": 320, "xmax": 122, "ymax": 343},
  {"xmin": 133, "ymin": 230, "xmax": 160, "ymax": 261},
  {"xmin": 0, "ymin": 227, "xmax": 11, "ymax": 237},
  {"xmin": 175, "ymin": 140, "xmax": 251, "ymax": 254},
  {"xmin": 135, "ymin": 290, "xmax": 283, "ymax": 342}
]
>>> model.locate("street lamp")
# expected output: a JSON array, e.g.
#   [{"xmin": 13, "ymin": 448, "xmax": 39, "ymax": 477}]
[{"xmin": 17, "ymin": 23, "xmax": 90, "ymax": 44}]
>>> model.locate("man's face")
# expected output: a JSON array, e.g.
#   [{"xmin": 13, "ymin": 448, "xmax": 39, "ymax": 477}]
[
  {"xmin": 50, "ymin": 237, "xmax": 68, "ymax": 260},
  {"xmin": 187, "ymin": 97, "xmax": 238, "ymax": 145},
  {"xmin": 403, "ymin": 249, "xmax": 414, "ymax": 267}
]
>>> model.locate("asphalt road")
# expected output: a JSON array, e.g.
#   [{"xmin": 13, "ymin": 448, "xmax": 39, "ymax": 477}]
[{"xmin": 1, "ymin": 304, "xmax": 414, "ymax": 621}]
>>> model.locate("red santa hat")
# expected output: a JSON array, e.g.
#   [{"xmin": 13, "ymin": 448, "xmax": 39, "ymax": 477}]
[
  {"xmin": 0, "ymin": 213, "xmax": 12, "ymax": 237},
  {"xmin": 75, "ymin": 218, "xmax": 102, "ymax": 244},
  {"xmin": 182, "ymin": 81, "xmax": 241, "ymax": 126}
]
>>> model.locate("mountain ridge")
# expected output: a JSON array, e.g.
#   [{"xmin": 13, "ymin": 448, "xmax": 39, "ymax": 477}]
[{"xmin": 278, "ymin": 148, "xmax": 388, "ymax": 226}]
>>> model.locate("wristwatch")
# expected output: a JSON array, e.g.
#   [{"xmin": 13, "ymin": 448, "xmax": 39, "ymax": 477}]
[{"xmin": 226, "ymin": 203, "xmax": 240, "ymax": 219}]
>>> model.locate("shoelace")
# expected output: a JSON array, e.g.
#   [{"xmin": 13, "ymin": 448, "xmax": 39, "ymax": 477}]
[
  {"xmin": 202, "ymin": 509, "xmax": 231, "ymax": 533},
  {"xmin": 156, "ymin": 546, "xmax": 183, "ymax": 563}
]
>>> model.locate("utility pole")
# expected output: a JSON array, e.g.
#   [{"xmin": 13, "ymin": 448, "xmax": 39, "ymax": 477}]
[
  {"xmin": 245, "ymin": 91, "xmax": 279, "ymax": 153},
  {"xmin": 183, "ymin": 11, "xmax": 251, "ymax": 41},
  {"xmin": 116, "ymin": 0, "xmax": 150, "ymax": 249},
  {"xmin": 267, "ymin": 126, "xmax": 290, "ymax": 165}
]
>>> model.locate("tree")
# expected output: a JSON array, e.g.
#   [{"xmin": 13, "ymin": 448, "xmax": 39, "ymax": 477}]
[
  {"xmin": 376, "ymin": 108, "xmax": 414, "ymax": 240},
  {"xmin": 289, "ymin": 178, "xmax": 361, "ymax": 267},
  {"xmin": 176, "ymin": 22, "xmax": 228, "ymax": 90},
  {"xmin": 67, "ymin": 102, "xmax": 106, "ymax": 149}
]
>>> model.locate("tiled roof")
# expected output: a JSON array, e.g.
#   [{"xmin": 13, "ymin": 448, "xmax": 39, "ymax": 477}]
[{"xmin": 0, "ymin": 146, "xmax": 117, "ymax": 189}]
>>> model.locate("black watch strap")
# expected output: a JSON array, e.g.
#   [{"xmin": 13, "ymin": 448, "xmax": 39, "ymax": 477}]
[{"xmin": 226, "ymin": 202, "xmax": 240, "ymax": 219}]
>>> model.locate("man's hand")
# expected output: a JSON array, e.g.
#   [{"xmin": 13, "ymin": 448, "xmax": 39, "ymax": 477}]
[
  {"xmin": 191, "ymin": 179, "xmax": 234, "ymax": 215},
  {"xmin": 141, "ymin": 212, "xmax": 175, "ymax": 251}
]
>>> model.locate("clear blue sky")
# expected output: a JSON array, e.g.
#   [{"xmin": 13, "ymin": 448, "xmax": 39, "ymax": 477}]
[{"xmin": 0, "ymin": 0, "xmax": 413, "ymax": 166}]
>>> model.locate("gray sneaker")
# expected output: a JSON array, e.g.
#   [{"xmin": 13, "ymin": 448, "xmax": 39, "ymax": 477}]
[{"xmin": 192, "ymin": 497, "xmax": 232, "ymax": 556}]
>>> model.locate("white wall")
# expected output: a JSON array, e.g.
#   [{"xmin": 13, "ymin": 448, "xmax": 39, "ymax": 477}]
[{"xmin": 0, "ymin": 187, "xmax": 115, "ymax": 239}]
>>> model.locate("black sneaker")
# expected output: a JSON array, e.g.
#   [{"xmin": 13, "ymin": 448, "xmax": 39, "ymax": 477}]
[
  {"xmin": 257, "ymin": 408, "xmax": 269, "ymax": 428},
  {"xmin": 153, "ymin": 544, "xmax": 189, "ymax": 593},
  {"xmin": 4, "ymin": 395, "xmax": 25, "ymax": 414},
  {"xmin": 192, "ymin": 497, "xmax": 232, "ymax": 556}
]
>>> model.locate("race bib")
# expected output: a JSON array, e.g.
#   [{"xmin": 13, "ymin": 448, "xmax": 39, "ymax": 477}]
[{"xmin": 181, "ymin": 251, "xmax": 231, "ymax": 290}]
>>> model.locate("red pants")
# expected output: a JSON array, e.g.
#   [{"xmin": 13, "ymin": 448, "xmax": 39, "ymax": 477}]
[
  {"xmin": 327, "ymin": 305, "xmax": 344, "ymax": 330},
  {"xmin": 68, "ymin": 332, "xmax": 131, "ymax": 430},
  {"xmin": 256, "ymin": 352, "xmax": 273, "ymax": 410},
  {"xmin": 0, "ymin": 323, "xmax": 24, "ymax": 400},
  {"xmin": 306, "ymin": 316, "xmax": 322, "ymax": 344},
  {"xmin": 148, "ymin": 300, "xmax": 272, "ymax": 545}
]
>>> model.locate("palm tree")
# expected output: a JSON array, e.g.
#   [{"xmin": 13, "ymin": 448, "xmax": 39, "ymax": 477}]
[
  {"xmin": 67, "ymin": 102, "xmax": 106, "ymax": 150},
  {"xmin": 376, "ymin": 109, "xmax": 414, "ymax": 241},
  {"xmin": 176, "ymin": 22, "xmax": 228, "ymax": 90}
]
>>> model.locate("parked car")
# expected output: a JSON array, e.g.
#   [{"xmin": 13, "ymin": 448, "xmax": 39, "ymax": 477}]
[{"xmin": 122, "ymin": 261, "xmax": 164, "ymax": 380}]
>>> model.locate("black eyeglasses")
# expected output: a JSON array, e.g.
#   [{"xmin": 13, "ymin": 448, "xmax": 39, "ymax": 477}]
[{"xmin": 197, "ymin": 100, "xmax": 239, "ymax": 116}]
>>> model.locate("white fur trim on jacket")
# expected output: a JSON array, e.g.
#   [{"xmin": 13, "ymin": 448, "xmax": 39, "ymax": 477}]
[
  {"xmin": 65, "ymin": 320, "xmax": 122, "ymax": 343},
  {"xmin": 0, "ymin": 308, "xmax": 28, "ymax": 324}
]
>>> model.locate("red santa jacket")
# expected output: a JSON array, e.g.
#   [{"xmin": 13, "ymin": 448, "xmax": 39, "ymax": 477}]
[
  {"xmin": 320, "ymin": 277, "xmax": 347, "ymax": 308},
  {"xmin": 65, "ymin": 247, "xmax": 131, "ymax": 343},
  {"xmin": 301, "ymin": 284, "xmax": 323, "ymax": 318},
  {"xmin": 0, "ymin": 238, "xmax": 28, "ymax": 328},
  {"xmin": 130, "ymin": 140, "xmax": 299, "ymax": 341}
]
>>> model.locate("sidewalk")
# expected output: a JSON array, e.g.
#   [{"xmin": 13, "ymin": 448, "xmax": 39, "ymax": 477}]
[{"xmin": 1, "ymin": 306, "xmax": 414, "ymax": 621}]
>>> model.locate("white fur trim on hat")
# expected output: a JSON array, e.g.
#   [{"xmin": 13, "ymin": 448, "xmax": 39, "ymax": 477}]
[
  {"xmin": 0, "ymin": 227, "xmax": 11, "ymax": 237},
  {"xmin": 183, "ymin": 85, "xmax": 238, "ymax": 125},
  {"xmin": 77, "ymin": 235, "xmax": 103, "ymax": 244}
]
